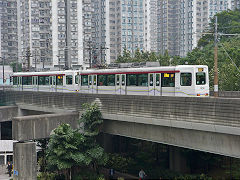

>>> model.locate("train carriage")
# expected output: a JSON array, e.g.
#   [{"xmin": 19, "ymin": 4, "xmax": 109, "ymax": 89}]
[
  {"xmin": 12, "ymin": 70, "xmax": 79, "ymax": 93},
  {"xmin": 11, "ymin": 65, "xmax": 209, "ymax": 97}
]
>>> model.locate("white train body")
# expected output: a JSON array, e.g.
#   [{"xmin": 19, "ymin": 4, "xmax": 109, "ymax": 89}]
[{"xmin": 11, "ymin": 65, "xmax": 209, "ymax": 97}]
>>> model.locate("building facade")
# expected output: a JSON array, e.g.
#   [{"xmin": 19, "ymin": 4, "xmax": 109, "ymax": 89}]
[
  {"xmin": 17, "ymin": 0, "xmax": 91, "ymax": 70},
  {"xmin": 157, "ymin": 0, "xmax": 240, "ymax": 57},
  {"xmin": 1, "ymin": 0, "xmax": 240, "ymax": 69},
  {"xmin": 92, "ymin": 0, "xmax": 153, "ymax": 64},
  {"xmin": 0, "ymin": 0, "xmax": 18, "ymax": 65}
]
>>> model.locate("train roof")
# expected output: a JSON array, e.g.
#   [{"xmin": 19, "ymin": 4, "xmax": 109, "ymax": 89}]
[{"xmin": 12, "ymin": 65, "xmax": 208, "ymax": 76}]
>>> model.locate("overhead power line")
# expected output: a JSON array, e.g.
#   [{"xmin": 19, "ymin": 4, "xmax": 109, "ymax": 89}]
[{"xmin": 219, "ymin": 42, "xmax": 240, "ymax": 73}]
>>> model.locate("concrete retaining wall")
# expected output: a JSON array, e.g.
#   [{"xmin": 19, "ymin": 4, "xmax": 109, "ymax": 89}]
[
  {"xmin": 2, "ymin": 91, "xmax": 240, "ymax": 129},
  {"xmin": 12, "ymin": 112, "xmax": 79, "ymax": 141},
  {"xmin": 1, "ymin": 91, "xmax": 240, "ymax": 157},
  {"xmin": 0, "ymin": 106, "xmax": 18, "ymax": 122}
]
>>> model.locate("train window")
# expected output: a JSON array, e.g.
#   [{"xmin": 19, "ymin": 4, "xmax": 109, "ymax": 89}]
[
  {"xmin": 196, "ymin": 72, "xmax": 206, "ymax": 85},
  {"xmin": 116, "ymin": 75, "xmax": 120, "ymax": 85},
  {"xmin": 57, "ymin": 75, "xmax": 63, "ymax": 86},
  {"xmin": 107, "ymin": 75, "xmax": 115, "ymax": 86},
  {"xmin": 156, "ymin": 74, "xmax": 160, "ymax": 86},
  {"xmin": 39, "ymin": 76, "xmax": 45, "ymax": 85},
  {"xmin": 98, "ymin": 75, "xmax": 107, "ymax": 86},
  {"xmin": 180, "ymin": 73, "xmax": 192, "ymax": 86},
  {"xmin": 138, "ymin": 74, "xmax": 148, "ymax": 86},
  {"xmin": 161, "ymin": 73, "xmax": 175, "ymax": 87},
  {"xmin": 22, "ymin": 77, "xmax": 28, "ymax": 85},
  {"xmin": 45, "ymin": 76, "xmax": 50, "ymax": 85},
  {"xmin": 53, "ymin": 76, "xmax": 56, "ymax": 85},
  {"xmin": 127, "ymin": 74, "xmax": 137, "ymax": 86},
  {"xmin": 66, "ymin": 75, "xmax": 72, "ymax": 85},
  {"xmin": 22, "ymin": 76, "xmax": 32, "ymax": 85},
  {"xmin": 13, "ymin": 77, "xmax": 17, "ymax": 85},
  {"xmin": 81, "ymin": 75, "xmax": 88, "ymax": 86},
  {"xmin": 75, "ymin": 75, "xmax": 79, "ymax": 84},
  {"xmin": 122, "ymin": 75, "xmax": 125, "ymax": 86},
  {"xmin": 149, "ymin": 74, "xmax": 153, "ymax": 86},
  {"xmin": 93, "ymin": 75, "xmax": 97, "ymax": 85}
]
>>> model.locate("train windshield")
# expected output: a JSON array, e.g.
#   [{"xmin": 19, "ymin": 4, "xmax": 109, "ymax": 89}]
[{"xmin": 196, "ymin": 72, "xmax": 206, "ymax": 85}]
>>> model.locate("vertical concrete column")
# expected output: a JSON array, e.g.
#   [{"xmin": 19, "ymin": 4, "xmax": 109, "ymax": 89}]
[
  {"xmin": 0, "ymin": 123, "xmax": 1, "ymax": 140},
  {"xmin": 4, "ymin": 154, "xmax": 7, "ymax": 165},
  {"xmin": 169, "ymin": 146, "xmax": 189, "ymax": 173},
  {"xmin": 103, "ymin": 133, "xmax": 113, "ymax": 153},
  {"xmin": 13, "ymin": 142, "xmax": 37, "ymax": 180}
]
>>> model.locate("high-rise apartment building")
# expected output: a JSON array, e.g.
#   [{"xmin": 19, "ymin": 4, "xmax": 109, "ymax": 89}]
[
  {"xmin": 17, "ymin": 0, "xmax": 91, "ymax": 70},
  {"xmin": 92, "ymin": 0, "xmax": 152, "ymax": 64},
  {"xmin": 157, "ymin": 0, "xmax": 180, "ymax": 56},
  {"xmin": 0, "ymin": 0, "xmax": 18, "ymax": 65},
  {"xmin": 232, "ymin": 0, "xmax": 240, "ymax": 9},
  {"xmin": 2, "ymin": 0, "xmax": 240, "ymax": 69},
  {"xmin": 156, "ymin": 0, "xmax": 239, "ymax": 58},
  {"xmin": 17, "ymin": 0, "xmax": 52, "ymax": 70}
]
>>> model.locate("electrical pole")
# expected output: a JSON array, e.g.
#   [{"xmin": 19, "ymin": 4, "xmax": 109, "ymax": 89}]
[
  {"xmin": 26, "ymin": 47, "xmax": 31, "ymax": 71},
  {"xmin": 1, "ymin": 57, "xmax": 4, "ymax": 85},
  {"xmin": 214, "ymin": 16, "xmax": 218, "ymax": 97},
  {"xmin": 88, "ymin": 41, "xmax": 92, "ymax": 68},
  {"xmin": 34, "ymin": 50, "xmax": 37, "ymax": 72}
]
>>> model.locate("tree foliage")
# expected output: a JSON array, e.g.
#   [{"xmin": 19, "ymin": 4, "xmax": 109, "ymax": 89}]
[
  {"xmin": 184, "ymin": 9, "xmax": 240, "ymax": 91},
  {"xmin": 116, "ymin": 48, "xmax": 180, "ymax": 66},
  {"xmin": 46, "ymin": 103, "xmax": 108, "ymax": 179}
]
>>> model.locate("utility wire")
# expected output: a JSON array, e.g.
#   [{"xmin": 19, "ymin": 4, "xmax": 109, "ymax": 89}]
[{"xmin": 219, "ymin": 42, "xmax": 240, "ymax": 73}]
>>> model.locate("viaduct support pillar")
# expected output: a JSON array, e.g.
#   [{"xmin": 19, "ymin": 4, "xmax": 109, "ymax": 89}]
[
  {"xmin": 13, "ymin": 142, "xmax": 37, "ymax": 180},
  {"xmin": 169, "ymin": 146, "xmax": 189, "ymax": 174},
  {"xmin": 102, "ymin": 133, "xmax": 113, "ymax": 153}
]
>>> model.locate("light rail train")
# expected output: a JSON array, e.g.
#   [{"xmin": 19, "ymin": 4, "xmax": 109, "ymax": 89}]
[{"xmin": 11, "ymin": 65, "xmax": 209, "ymax": 97}]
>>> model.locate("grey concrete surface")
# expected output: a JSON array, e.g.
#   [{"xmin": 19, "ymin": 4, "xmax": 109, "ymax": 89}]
[
  {"xmin": 1, "ymin": 91, "xmax": 240, "ymax": 157},
  {"xmin": 0, "ymin": 106, "xmax": 18, "ymax": 122},
  {"xmin": 13, "ymin": 142, "xmax": 36, "ymax": 180},
  {"xmin": 102, "ymin": 119, "xmax": 240, "ymax": 158},
  {"xmin": 0, "ymin": 165, "xmax": 11, "ymax": 180},
  {"xmin": 12, "ymin": 112, "xmax": 79, "ymax": 141}
]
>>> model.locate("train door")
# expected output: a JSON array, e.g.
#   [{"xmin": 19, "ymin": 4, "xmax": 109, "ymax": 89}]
[
  {"xmin": 92, "ymin": 75, "xmax": 97, "ymax": 94},
  {"xmin": 121, "ymin": 74, "xmax": 126, "ymax": 95},
  {"xmin": 116, "ymin": 74, "xmax": 121, "ymax": 95},
  {"xmin": 50, "ymin": 76, "xmax": 56, "ymax": 92},
  {"xmin": 32, "ymin": 76, "xmax": 38, "ymax": 91},
  {"xmin": 56, "ymin": 75, "xmax": 63, "ymax": 92},
  {"xmin": 88, "ymin": 75, "xmax": 93, "ymax": 93},
  {"xmin": 88, "ymin": 75, "xmax": 97, "ymax": 94},
  {"xmin": 161, "ymin": 73, "xmax": 175, "ymax": 96},
  {"xmin": 156, "ymin": 74, "xmax": 161, "ymax": 96},
  {"xmin": 115, "ymin": 74, "xmax": 126, "ymax": 95},
  {"xmin": 18, "ymin": 77, "xmax": 22, "ymax": 91},
  {"xmin": 148, "ymin": 74, "xmax": 155, "ymax": 96},
  {"xmin": 148, "ymin": 73, "xmax": 161, "ymax": 96}
]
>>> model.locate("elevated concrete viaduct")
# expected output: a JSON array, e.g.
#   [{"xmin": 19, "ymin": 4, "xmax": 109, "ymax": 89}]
[{"xmin": 0, "ymin": 90, "xmax": 240, "ymax": 179}]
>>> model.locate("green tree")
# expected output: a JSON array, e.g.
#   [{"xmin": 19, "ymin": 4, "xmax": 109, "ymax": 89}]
[
  {"xmin": 79, "ymin": 103, "xmax": 108, "ymax": 172},
  {"xmin": 133, "ymin": 48, "xmax": 143, "ymax": 62},
  {"xmin": 10, "ymin": 62, "xmax": 22, "ymax": 72},
  {"xmin": 36, "ymin": 139, "xmax": 49, "ymax": 173},
  {"xmin": 46, "ymin": 103, "xmax": 107, "ymax": 180},
  {"xmin": 198, "ymin": 9, "xmax": 240, "ymax": 48},
  {"xmin": 116, "ymin": 48, "xmax": 132, "ymax": 63},
  {"xmin": 46, "ymin": 124, "xmax": 85, "ymax": 179}
]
